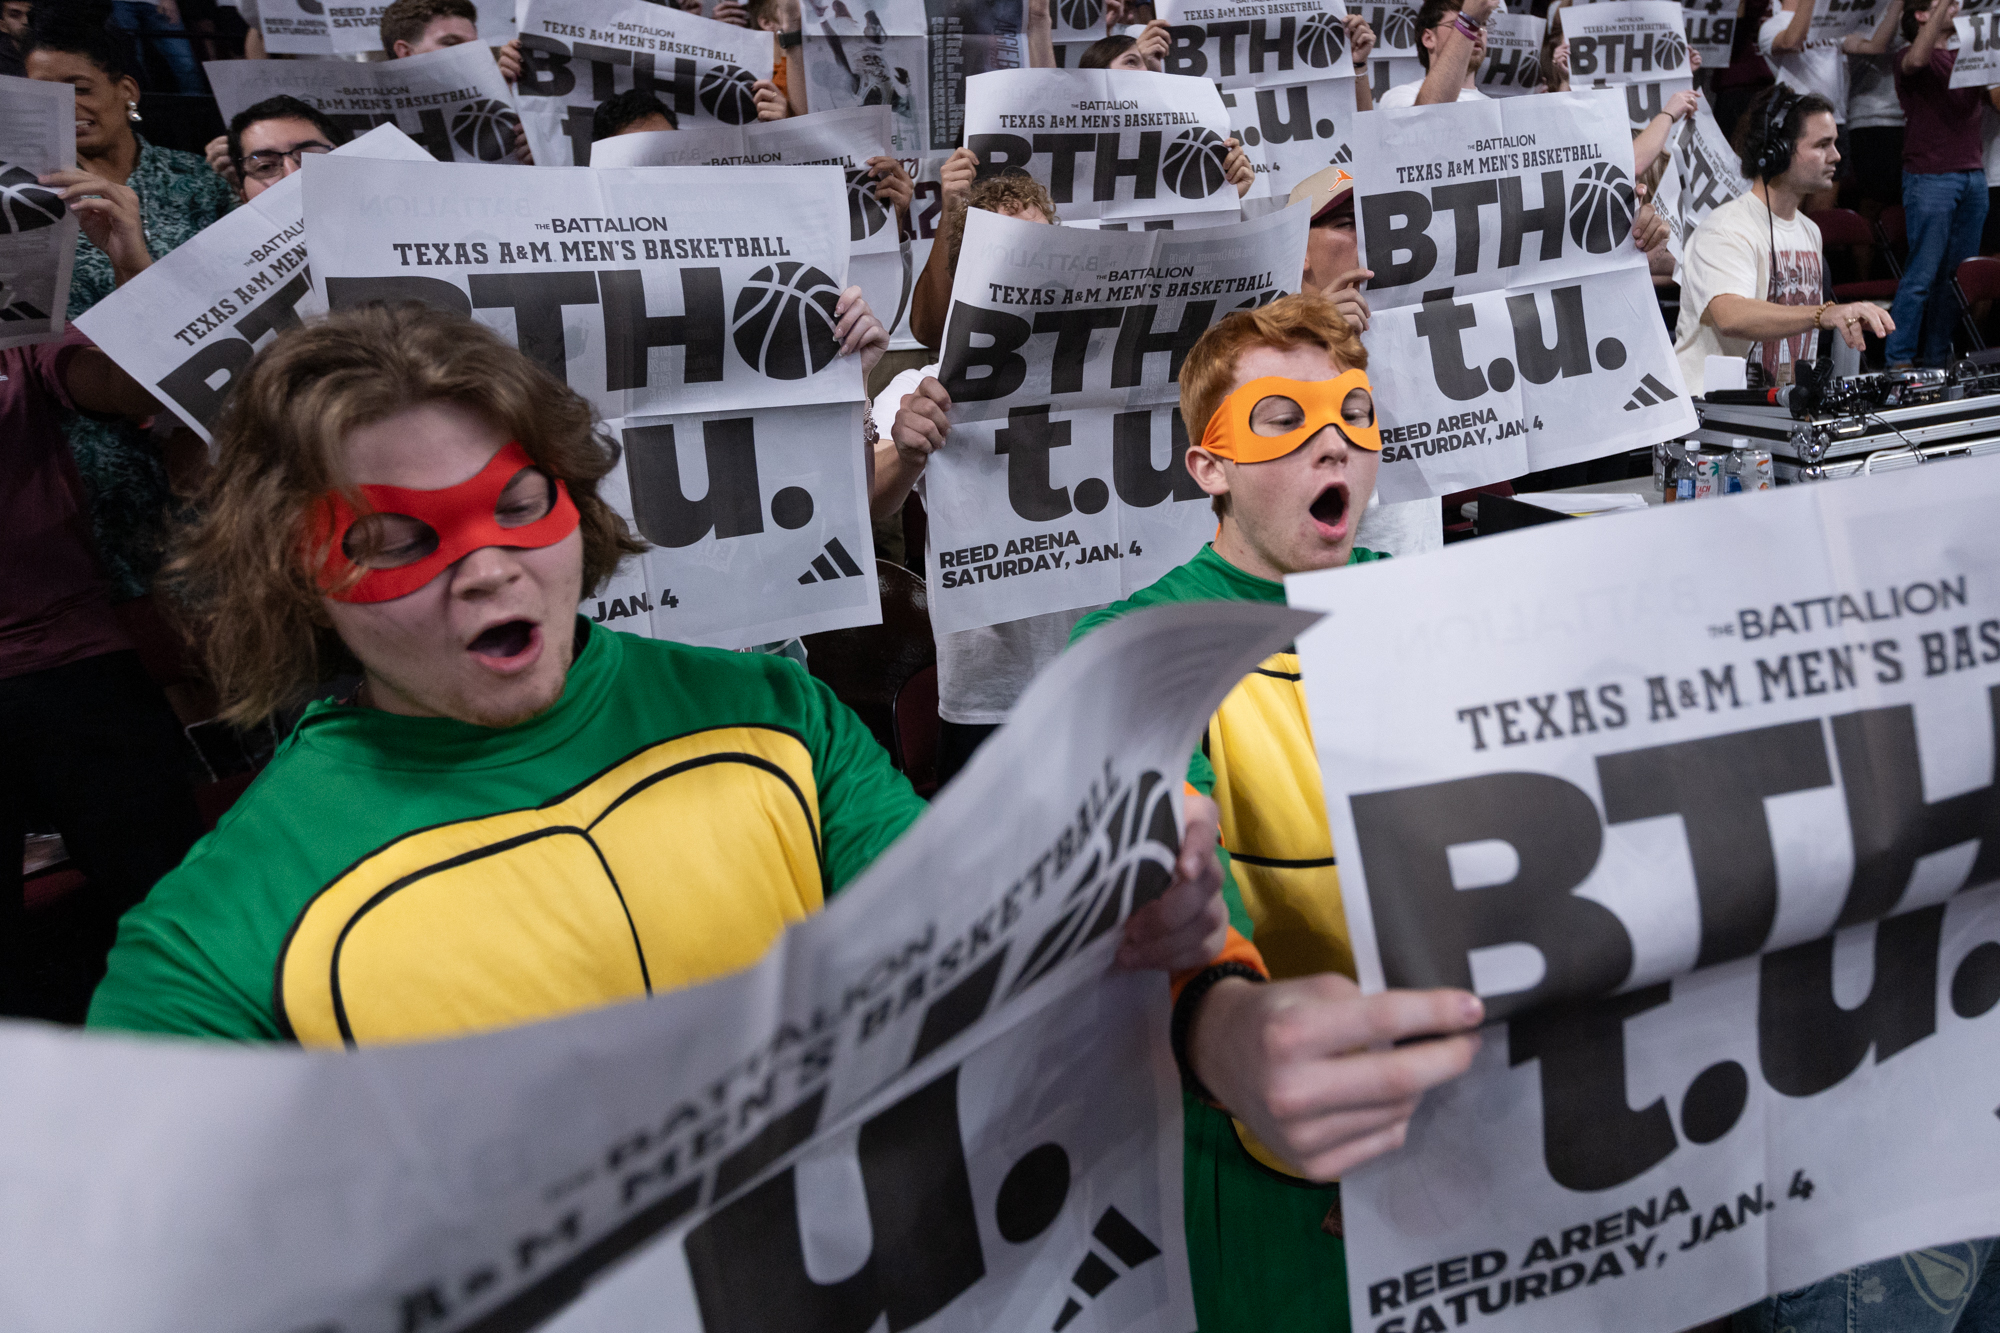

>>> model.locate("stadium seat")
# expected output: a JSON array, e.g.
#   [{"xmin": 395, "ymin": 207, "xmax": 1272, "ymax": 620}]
[
  {"xmin": 1954, "ymin": 256, "xmax": 2000, "ymax": 350},
  {"xmin": 1809, "ymin": 208, "xmax": 1899, "ymax": 302},
  {"xmin": 802, "ymin": 562, "xmax": 938, "ymax": 765},
  {"xmin": 892, "ymin": 664, "xmax": 941, "ymax": 798}
]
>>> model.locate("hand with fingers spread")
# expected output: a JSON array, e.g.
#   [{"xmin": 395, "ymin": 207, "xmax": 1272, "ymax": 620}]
[
  {"xmin": 1188, "ymin": 973, "xmax": 1485, "ymax": 1180},
  {"xmin": 1115, "ymin": 792, "xmax": 1228, "ymax": 973},
  {"xmin": 40, "ymin": 169, "xmax": 151, "ymax": 284},
  {"xmin": 1223, "ymin": 137, "xmax": 1255, "ymax": 198},
  {"xmin": 833, "ymin": 285, "xmax": 889, "ymax": 375},
  {"xmin": 1828, "ymin": 301, "xmax": 1895, "ymax": 349}
]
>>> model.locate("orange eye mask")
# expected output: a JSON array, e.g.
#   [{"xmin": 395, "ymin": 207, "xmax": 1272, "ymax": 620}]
[
  {"xmin": 1197, "ymin": 370, "xmax": 1381, "ymax": 463},
  {"xmin": 310, "ymin": 441, "xmax": 580, "ymax": 604}
]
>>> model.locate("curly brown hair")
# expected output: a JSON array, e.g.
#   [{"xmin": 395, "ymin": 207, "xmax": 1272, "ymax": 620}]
[
  {"xmin": 943, "ymin": 170, "xmax": 1062, "ymax": 275},
  {"xmin": 165, "ymin": 303, "xmax": 644, "ymax": 725},
  {"xmin": 379, "ymin": 0, "xmax": 475, "ymax": 52}
]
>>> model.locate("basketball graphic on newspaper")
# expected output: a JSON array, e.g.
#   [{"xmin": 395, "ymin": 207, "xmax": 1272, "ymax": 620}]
[
  {"xmin": 0, "ymin": 164, "xmax": 66, "ymax": 233},
  {"xmin": 1162, "ymin": 128, "xmax": 1229, "ymax": 200},
  {"xmin": 1518, "ymin": 50, "xmax": 1541, "ymax": 88},
  {"xmin": 1234, "ymin": 289, "xmax": 1285, "ymax": 310},
  {"xmin": 1380, "ymin": 5, "xmax": 1418, "ymax": 48},
  {"xmin": 845, "ymin": 167, "xmax": 890, "ymax": 241},
  {"xmin": 1567, "ymin": 160, "xmax": 1637, "ymax": 254},
  {"xmin": 700, "ymin": 65, "xmax": 760, "ymax": 125},
  {"xmin": 449, "ymin": 100, "xmax": 521, "ymax": 163},
  {"xmin": 1296, "ymin": 14, "xmax": 1347, "ymax": 67},
  {"xmin": 1654, "ymin": 27, "xmax": 1688, "ymax": 70},
  {"xmin": 1056, "ymin": 0, "xmax": 1103, "ymax": 29},
  {"xmin": 732, "ymin": 262, "xmax": 844, "ymax": 379}
]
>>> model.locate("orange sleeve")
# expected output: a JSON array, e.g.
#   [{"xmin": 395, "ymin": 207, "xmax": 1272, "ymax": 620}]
[
  {"xmin": 1171, "ymin": 926, "xmax": 1268, "ymax": 1001},
  {"xmin": 771, "ymin": 37, "xmax": 788, "ymax": 97}
]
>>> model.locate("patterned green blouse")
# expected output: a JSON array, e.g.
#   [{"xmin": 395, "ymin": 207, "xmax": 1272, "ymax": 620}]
[{"xmin": 66, "ymin": 136, "xmax": 236, "ymax": 601}]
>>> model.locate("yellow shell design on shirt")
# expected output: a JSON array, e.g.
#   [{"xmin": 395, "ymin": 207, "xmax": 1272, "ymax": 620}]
[{"xmin": 275, "ymin": 725, "xmax": 823, "ymax": 1048}]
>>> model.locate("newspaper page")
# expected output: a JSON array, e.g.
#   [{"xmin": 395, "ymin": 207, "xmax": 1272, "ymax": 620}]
[
  {"xmin": 303, "ymin": 156, "xmax": 877, "ymax": 648},
  {"xmin": 1350, "ymin": 0, "xmax": 1421, "ymax": 58},
  {"xmin": 255, "ymin": 0, "xmax": 515, "ymax": 56},
  {"xmin": 964, "ymin": 68, "xmax": 1246, "ymax": 225},
  {"xmin": 1352, "ymin": 93, "xmax": 1697, "ymax": 501},
  {"xmin": 587, "ymin": 105, "xmax": 910, "ymax": 333},
  {"xmin": 802, "ymin": 0, "xmax": 1029, "ymax": 161},
  {"xmin": 1667, "ymin": 97, "xmax": 1747, "ymax": 267},
  {"xmin": 73, "ymin": 126, "xmax": 435, "ymax": 441},
  {"xmin": 1368, "ymin": 52, "xmax": 1424, "ymax": 102},
  {"xmin": 0, "ymin": 598, "xmax": 1314, "ymax": 1333},
  {"xmin": 515, "ymin": 0, "xmax": 774, "ymax": 166},
  {"xmin": 207, "ymin": 44, "xmax": 526, "ymax": 164},
  {"xmin": 1807, "ymin": 0, "xmax": 1888, "ymax": 46},
  {"xmin": 1477, "ymin": 12, "xmax": 1548, "ymax": 96},
  {"xmin": 1050, "ymin": 0, "xmax": 1111, "ymax": 67},
  {"xmin": 0, "ymin": 74, "xmax": 76, "ymax": 350},
  {"xmin": 1160, "ymin": 0, "xmax": 1356, "ymax": 203},
  {"xmin": 923, "ymin": 205, "xmax": 1306, "ymax": 633},
  {"xmin": 1953, "ymin": 12, "xmax": 2000, "ymax": 86},
  {"xmin": 1683, "ymin": 0, "xmax": 1735, "ymax": 67},
  {"xmin": 1289, "ymin": 457, "xmax": 2000, "ymax": 1333},
  {"xmin": 1564, "ymin": 1, "xmax": 1693, "ymax": 85}
]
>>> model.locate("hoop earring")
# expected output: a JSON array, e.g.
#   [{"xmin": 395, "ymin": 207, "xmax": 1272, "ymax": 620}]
[{"xmin": 126, "ymin": 100, "xmax": 142, "ymax": 123}]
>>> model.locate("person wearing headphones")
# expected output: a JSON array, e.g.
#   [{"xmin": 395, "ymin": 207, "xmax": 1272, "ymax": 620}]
[{"xmin": 1673, "ymin": 83, "xmax": 1895, "ymax": 390}]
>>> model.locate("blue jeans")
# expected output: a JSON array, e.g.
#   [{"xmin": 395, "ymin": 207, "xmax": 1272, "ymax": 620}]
[
  {"xmin": 1733, "ymin": 1241, "xmax": 2000, "ymax": 1333},
  {"xmin": 108, "ymin": 0, "xmax": 203, "ymax": 95},
  {"xmin": 1886, "ymin": 169, "xmax": 1989, "ymax": 367}
]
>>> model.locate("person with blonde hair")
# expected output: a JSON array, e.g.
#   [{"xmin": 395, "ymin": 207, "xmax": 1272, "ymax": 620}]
[{"xmin": 86, "ymin": 302, "xmax": 1233, "ymax": 1043}]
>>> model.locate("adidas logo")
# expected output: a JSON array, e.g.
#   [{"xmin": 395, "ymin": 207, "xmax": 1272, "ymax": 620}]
[
  {"xmin": 1623, "ymin": 372, "xmax": 1680, "ymax": 411},
  {"xmin": 1052, "ymin": 1206, "xmax": 1164, "ymax": 1330},
  {"xmin": 1333, "ymin": 142, "xmax": 1353, "ymax": 164},
  {"xmin": 796, "ymin": 536, "xmax": 865, "ymax": 585}
]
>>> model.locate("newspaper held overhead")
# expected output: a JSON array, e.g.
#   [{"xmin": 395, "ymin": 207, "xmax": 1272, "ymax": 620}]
[
  {"xmin": 73, "ymin": 125, "xmax": 436, "ymax": 442},
  {"xmin": 1478, "ymin": 13, "xmax": 1549, "ymax": 96},
  {"xmin": 0, "ymin": 598, "xmax": 1316, "ymax": 1333},
  {"xmin": 206, "ymin": 45, "xmax": 525, "ymax": 165},
  {"xmin": 1664, "ymin": 97, "xmax": 1748, "ymax": 268},
  {"xmin": 515, "ymin": 0, "xmax": 774, "ymax": 166},
  {"xmin": 0, "ymin": 74, "xmax": 76, "ymax": 350},
  {"xmin": 1350, "ymin": 0, "xmax": 1422, "ymax": 58},
  {"xmin": 1563, "ymin": 1, "xmax": 1694, "ymax": 86},
  {"xmin": 802, "ymin": 0, "xmax": 1028, "ymax": 160},
  {"xmin": 924, "ymin": 206, "xmax": 1307, "ymax": 634},
  {"xmin": 303, "ymin": 156, "xmax": 877, "ymax": 649},
  {"xmin": 253, "ymin": 0, "xmax": 516, "ymax": 56},
  {"xmin": 1682, "ymin": 0, "xmax": 1735, "ymax": 67},
  {"xmin": 965, "ymin": 68, "xmax": 1248, "ymax": 224},
  {"xmin": 1289, "ymin": 457, "xmax": 2000, "ymax": 1332},
  {"xmin": 1353, "ymin": 93, "xmax": 1697, "ymax": 502},
  {"xmin": 1952, "ymin": 13, "xmax": 2000, "ymax": 87}
]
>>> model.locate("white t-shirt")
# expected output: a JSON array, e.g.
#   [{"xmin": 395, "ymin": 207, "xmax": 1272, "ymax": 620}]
[
  {"xmin": 1355, "ymin": 495, "xmax": 1443, "ymax": 557},
  {"xmin": 1759, "ymin": 10, "xmax": 1848, "ymax": 123},
  {"xmin": 1846, "ymin": 41, "xmax": 1906, "ymax": 129},
  {"xmin": 1374, "ymin": 79, "xmax": 1491, "ymax": 109},
  {"xmin": 1673, "ymin": 190, "xmax": 1826, "ymax": 389},
  {"xmin": 872, "ymin": 365, "xmax": 1100, "ymax": 726}
]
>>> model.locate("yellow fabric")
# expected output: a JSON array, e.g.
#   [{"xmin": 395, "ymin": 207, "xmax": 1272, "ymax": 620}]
[
  {"xmin": 1204, "ymin": 651, "xmax": 1355, "ymax": 984},
  {"xmin": 278, "ymin": 726, "xmax": 824, "ymax": 1047},
  {"xmin": 1204, "ymin": 651, "xmax": 1359, "ymax": 1181}
]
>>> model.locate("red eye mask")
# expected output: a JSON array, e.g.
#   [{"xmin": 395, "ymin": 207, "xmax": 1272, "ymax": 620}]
[{"xmin": 311, "ymin": 441, "xmax": 581, "ymax": 604}]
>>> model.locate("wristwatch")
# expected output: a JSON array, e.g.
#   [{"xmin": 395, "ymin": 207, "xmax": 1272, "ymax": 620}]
[{"xmin": 778, "ymin": 27, "xmax": 803, "ymax": 47}]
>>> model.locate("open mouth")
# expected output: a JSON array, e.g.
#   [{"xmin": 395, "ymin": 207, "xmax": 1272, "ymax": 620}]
[
  {"xmin": 469, "ymin": 619, "xmax": 536, "ymax": 660},
  {"xmin": 1309, "ymin": 484, "xmax": 1348, "ymax": 532}
]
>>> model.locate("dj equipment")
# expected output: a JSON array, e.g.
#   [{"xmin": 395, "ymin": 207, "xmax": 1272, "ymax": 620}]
[{"xmin": 1692, "ymin": 359, "xmax": 2000, "ymax": 482}]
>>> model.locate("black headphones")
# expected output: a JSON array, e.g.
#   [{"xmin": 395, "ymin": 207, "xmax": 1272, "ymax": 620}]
[{"xmin": 1746, "ymin": 84, "xmax": 1800, "ymax": 181}]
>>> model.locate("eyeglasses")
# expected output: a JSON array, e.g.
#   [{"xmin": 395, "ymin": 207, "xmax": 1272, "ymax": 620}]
[{"xmin": 241, "ymin": 141, "xmax": 333, "ymax": 183}]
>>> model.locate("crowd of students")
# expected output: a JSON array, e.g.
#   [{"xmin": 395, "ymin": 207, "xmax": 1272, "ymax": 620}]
[{"xmin": 4, "ymin": 0, "xmax": 1998, "ymax": 1327}]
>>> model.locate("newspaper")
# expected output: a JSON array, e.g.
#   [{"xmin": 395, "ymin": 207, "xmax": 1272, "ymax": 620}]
[
  {"xmin": 0, "ymin": 598, "xmax": 1315, "ymax": 1333},
  {"xmin": 1665, "ymin": 97, "xmax": 1748, "ymax": 269},
  {"xmin": 923, "ymin": 205, "xmax": 1306, "ymax": 633},
  {"xmin": 1683, "ymin": 0, "xmax": 1735, "ymax": 66},
  {"xmin": 1368, "ymin": 52, "xmax": 1424, "ymax": 102},
  {"xmin": 1478, "ymin": 12, "xmax": 1548, "ymax": 96},
  {"xmin": 1050, "ymin": 0, "xmax": 1110, "ymax": 68},
  {"xmin": 73, "ymin": 125, "xmax": 435, "ymax": 441},
  {"xmin": 1953, "ymin": 12, "xmax": 2000, "ymax": 87},
  {"xmin": 1352, "ymin": 93, "xmax": 1697, "ymax": 501},
  {"xmin": 1564, "ymin": 1, "xmax": 1694, "ymax": 85},
  {"xmin": 801, "ymin": 0, "xmax": 1028, "ymax": 160},
  {"xmin": 254, "ymin": 0, "xmax": 516, "ymax": 56},
  {"xmin": 1289, "ymin": 455, "xmax": 2000, "ymax": 1333},
  {"xmin": 0, "ymin": 74, "xmax": 77, "ymax": 350},
  {"xmin": 206, "ymin": 44, "xmax": 525, "ymax": 165},
  {"xmin": 515, "ymin": 0, "xmax": 774, "ymax": 166},
  {"xmin": 302, "ymin": 155, "xmax": 877, "ymax": 649},
  {"xmin": 964, "ymin": 68, "xmax": 1246, "ymax": 224},
  {"xmin": 1350, "ymin": 0, "xmax": 1422, "ymax": 58}
]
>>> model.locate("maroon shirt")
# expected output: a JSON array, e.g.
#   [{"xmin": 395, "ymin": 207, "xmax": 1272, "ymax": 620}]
[
  {"xmin": 1897, "ymin": 46, "xmax": 1985, "ymax": 174},
  {"xmin": 0, "ymin": 327, "xmax": 132, "ymax": 681}
]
